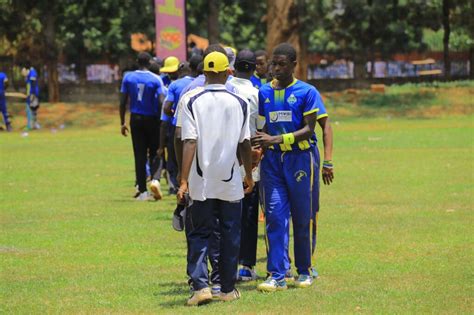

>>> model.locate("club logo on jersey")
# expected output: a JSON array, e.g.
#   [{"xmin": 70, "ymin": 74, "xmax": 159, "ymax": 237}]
[
  {"xmin": 287, "ymin": 93, "xmax": 297, "ymax": 105},
  {"xmin": 160, "ymin": 27, "xmax": 182, "ymax": 50},
  {"xmin": 269, "ymin": 111, "xmax": 292, "ymax": 123},
  {"xmin": 264, "ymin": 98, "xmax": 271, "ymax": 103},
  {"xmin": 294, "ymin": 170, "xmax": 307, "ymax": 182}
]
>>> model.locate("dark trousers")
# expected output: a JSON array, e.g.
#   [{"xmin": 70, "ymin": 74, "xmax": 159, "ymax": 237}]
[
  {"xmin": 0, "ymin": 95, "xmax": 10, "ymax": 126},
  {"xmin": 166, "ymin": 124, "xmax": 179, "ymax": 190},
  {"xmin": 130, "ymin": 113, "xmax": 160, "ymax": 193},
  {"xmin": 239, "ymin": 182, "xmax": 259, "ymax": 267},
  {"xmin": 186, "ymin": 199, "xmax": 242, "ymax": 293}
]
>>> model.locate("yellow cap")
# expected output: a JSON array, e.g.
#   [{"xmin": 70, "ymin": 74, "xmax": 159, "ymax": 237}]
[
  {"xmin": 160, "ymin": 56, "xmax": 179, "ymax": 73},
  {"xmin": 203, "ymin": 52, "xmax": 229, "ymax": 73}
]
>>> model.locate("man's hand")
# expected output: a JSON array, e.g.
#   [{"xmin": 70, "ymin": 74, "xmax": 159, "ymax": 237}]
[
  {"xmin": 121, "ymin": 124, "xmax": 129, "ymax": 137},
  {"xmin": 251, "ymin": 131, "xmax": 281, "ymax": 149},
  {"xmin": 177, "ymin": 181, "xmax": 188, "ymax": 204},
  {"xmin": 243, "ymin": 175, "xmax": 255, "ymax": 194},
  {"xmin": 322, "ymin": 166, "xmax": 334, "ymax": 185}
]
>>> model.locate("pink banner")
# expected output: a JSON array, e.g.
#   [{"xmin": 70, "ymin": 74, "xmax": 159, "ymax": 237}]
[{"xmin": 155, "ymin": 0, "xmax": 187, "ymax": 62}]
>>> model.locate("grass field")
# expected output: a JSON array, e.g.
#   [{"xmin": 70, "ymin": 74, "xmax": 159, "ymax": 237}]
[{"xmin": 1, "ymin": 83, "xmax": 473, "ymax": 313}]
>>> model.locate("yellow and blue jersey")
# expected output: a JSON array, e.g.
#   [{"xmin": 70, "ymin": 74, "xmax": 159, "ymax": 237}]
[
  {"xmin": 250, "ymin": 73, "xmax": 267, "ymax": 89},
  {"xmin": 258, "ymin": 79, "xmax": 327, "ymax": 151},
  {"xmin": 26, "ymin": 68, "xmax": 39, "ymax": 96}
]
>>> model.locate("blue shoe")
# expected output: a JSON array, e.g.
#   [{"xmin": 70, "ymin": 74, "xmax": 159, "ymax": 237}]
[
  {"xmin": 295, "ymin": 274, "xmax": 313, "ymax": 288},
  {"xmin": 257, "ymin": 278, "xmax": 287, "ymax": 292},
  {"xmin": 238, "ymin": 266, "xmax": 258, "ymax": 281},
  {"xmin": 311, "ymin": 267, "xmax": 319, "ymax": 279}
]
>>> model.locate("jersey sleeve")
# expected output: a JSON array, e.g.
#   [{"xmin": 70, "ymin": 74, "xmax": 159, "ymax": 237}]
[
  {"xmin": 120, "ymin": 75, "xmax": 129, "ymax": 94},
  {"xmin": 315, "ymin": 90, "xmax": 328, "ymax": 119},
  {"xmin": 303, "ymin": 87, "xmax": 320, "ymax": 116},
  {"xmin": 257, "ymin": 89, "xmax": 266, "ymax": 130},
  {"xmin": 165, "ymin": 82, "xmax": 177, "ymax": 103},
  {"xmin": 249, "ymin": 91, "xmax": 259, "ymax": 136},
  {"xmin": 181, "ymin": 98, "xmax": 197, "ymax": 140},
  {"xmin": 160, "ymin": 105, "xmax": 172, "ymax": 123}
]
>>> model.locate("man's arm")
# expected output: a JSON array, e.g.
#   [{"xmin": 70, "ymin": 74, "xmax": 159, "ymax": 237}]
[
  {"xmin": 238, "ymin": 139, "xmax": 255, "ymax": 194},
  {"xmin": 163, "ymin": 100, "xmax": 174, "ymax": 116},
  {"xmin": 318, "ymin": 116, "xmax": 334, "ymax": 185},
  {"xmin": 158, "ymin": 120, "xmax": 168, "ymax": 157},
  {"xmin": 252, "ymin": 112, "xmax": 317, "ymax": 148},
  {"xmin": 119, "ymin": 93, "xmax": 129, "ymax": 136},
  {"xmin": 174, "ymin": 126, "xmax": 183, "ymax": 182},
  {"xmin": 177, "ymin": 139, "xmax": 196, "ymax": 202}
]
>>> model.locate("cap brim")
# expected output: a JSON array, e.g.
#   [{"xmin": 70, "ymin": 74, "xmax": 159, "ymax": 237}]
[{"xmin": 160, "ymin": 66, "xmax": 179, "ymax": 73}]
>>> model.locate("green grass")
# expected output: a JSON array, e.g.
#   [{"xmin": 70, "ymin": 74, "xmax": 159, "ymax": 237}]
[{"xmin": 1, "ymin": 99, "xmax": 474, "ymax": 313}]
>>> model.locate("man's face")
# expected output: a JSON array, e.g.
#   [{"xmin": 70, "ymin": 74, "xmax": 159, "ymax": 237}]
[
  {"xmin": 255, "ymin": 56, "xmax": 268, "ymax": 77},
  {"xmin": 21, "ymin": 67, "xmax": 28, "ymax": 77},
  {"xmin": 169, "ymin": 71, "xmax": 179, "ymax": 80},
  {"xmin": 271, "ymin": 55, "xmax": 295, "ymax": 82}
]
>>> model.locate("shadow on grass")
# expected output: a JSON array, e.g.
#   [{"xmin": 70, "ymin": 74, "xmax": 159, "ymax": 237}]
[{"xmin": 154, "ymin": 280, "xmax": 188, "ymax": 307}]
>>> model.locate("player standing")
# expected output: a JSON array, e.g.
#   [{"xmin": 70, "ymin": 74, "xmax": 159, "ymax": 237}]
[
  {"xmin": 21, "ymin": 62, "xmax": 40, "ymax": 130},
  {"xmin": 253, "ymin": 43, "xmax": 333, "ymax": 292},
  {"xmin": 119, "ymin": 52, "xmax": 166, "ymax": 200},
  {"xmin": 178, "ymin": 51, "xmax": 254, "ymax": 305},
  {"xmin": 0, "ymin": 70, "xmax": 11, "ymax": 131},
  {"xmin": 250, "ymin": 50, "xmax": 270, "ymax": 89}
]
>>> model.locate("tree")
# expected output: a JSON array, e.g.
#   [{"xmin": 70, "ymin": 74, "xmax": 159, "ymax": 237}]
[{"xmin": 443, "ymin": 0, "xmax": 451, "ymax": 78}]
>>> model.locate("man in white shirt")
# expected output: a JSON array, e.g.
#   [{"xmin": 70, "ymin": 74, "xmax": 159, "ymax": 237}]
[
  {"xmin": 178, "ymin": 51, "xmax": 254, "ymax": 305},
  {"xmin": 228, "ymin": 50, "xmax": 262, "ymax": 282}
]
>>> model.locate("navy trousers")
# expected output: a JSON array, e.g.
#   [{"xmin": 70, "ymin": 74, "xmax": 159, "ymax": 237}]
[
  {"xmin": 239, "ymin": 182, "xmax": 259, "ymax": 267},
  {"xmin": 186, "ymin": 199, "xmax": 242, "ymax": 293}
]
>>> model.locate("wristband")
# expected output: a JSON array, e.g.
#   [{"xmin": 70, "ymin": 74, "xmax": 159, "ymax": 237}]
[
  {"xmin": 323, "ymin": 160, "xmax": 333, "ymax": 169},
  {"xmin": 282, "ymin": 133, "xmax": 295, "ymax": 145}
]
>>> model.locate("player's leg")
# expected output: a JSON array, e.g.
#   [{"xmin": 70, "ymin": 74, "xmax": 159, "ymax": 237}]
[
  {"xmin": 285, "ymin": 150, "xmax": 313, "ymax": 287},
  {"xmin": 25, "ymin": 98, "xmax": 33, "ymax": 129},
  {"xmin": 208, "ymin": 215, "xmax": 221, "ymax": 296},
  {"xmin": 166, "ymin": 124, "xmax": 179, "ymax": 194},
  {"xmin": 310, "ymin": 146, "xmax": 321, "ymax": 278},
  {"xmin": 146, "ymin": 116, "xmax": 162, "ymax": 200},
  {"xmin": 0, "ymin": 96, "xmax": 11, "ymax": 130},
  {"xmin": 130, "ymin": 114, "xmax": 148, "ymax": 196},
  {"xmin": 257, "ymin": 150, "xmax": 290, "ymax": 291},
  {"xmin": 216, "ymin": 199, "xmax": 242, "ymax": 296},
  {"xmin": 238, "ymin": 181, "xmax": 259, "ymax": 281},
  {"xmin": 186, "ymin": 199, "xmax": 214, "ymax": 305}
]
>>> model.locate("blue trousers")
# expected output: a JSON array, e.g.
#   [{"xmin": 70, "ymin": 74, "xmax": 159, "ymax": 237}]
[
  {"xmin": 186, "ymin": 199, "xmax": 241, "ymax": 293},
  {"xmin": 261, "ymin": 148, "xmax": 320, "ymax": 280},
  {"xmin": 0, "ymin": 95, "xmax": 10, "ymax": 126}
]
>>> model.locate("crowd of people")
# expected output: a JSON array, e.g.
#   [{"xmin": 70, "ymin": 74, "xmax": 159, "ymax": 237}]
[{"xmin": 119, "ymin": 42, "xmax": 334, "ymax": 306}]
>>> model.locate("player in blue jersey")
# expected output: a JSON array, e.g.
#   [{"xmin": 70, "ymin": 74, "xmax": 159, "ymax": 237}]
[
  {"xmin": 160, "ymin": 56, "xmax": 180, "ymax": 87},
  {"xmin": 0, "ymin": 71, "xmax": 12, "ymax": 131},
  {"xmin": 250, "ymin": 50, "xmax": 270, "ymax": 89},
  {"xmin": 119, "ymin": 52, "xmax": 166, "ymax": 200},
  {"xmin": 21, "ymin": 62, "xmax": 40, "ymax": 130},
  {"xmin": 253, "ymin": 43, "xmax": 334, "ymax": 292}
]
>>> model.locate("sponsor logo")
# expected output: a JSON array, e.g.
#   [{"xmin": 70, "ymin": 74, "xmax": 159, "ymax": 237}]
[
  {"xmin": 160, "ymin": 26, "xmax": 182, "ymax": 50},
  {"xmin": 294, "ymin": 170, "xmax": 307, "ymax": 182},
  {"xmin": 269, "ymin": 110, "xmax": 292, "ymax": 123},
  {"xmin": 287, "ymin": 93, "xmax": 297, "ymax": 105}
]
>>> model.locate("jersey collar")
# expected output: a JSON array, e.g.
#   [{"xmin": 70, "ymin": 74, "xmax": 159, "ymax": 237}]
[{"xmin": 271, "ymin": 77, "xmax": 298, "ymax": 89}]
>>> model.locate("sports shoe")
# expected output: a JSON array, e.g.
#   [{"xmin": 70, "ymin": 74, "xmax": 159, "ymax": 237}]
[
  {"xmin": 285, "ymin": 269, "xmax": 294, "ymax": 282},
  {"xmin": 257, "ymin": 278, "xmax": 287, "ymax": 292},
  {"xmin": 186, "ymin": 287, "xmax": 213, "ymax": 306},
  {"xmin": 211, "ymin": 284, "xmax": 221, "ymax": 299},
  {"xmin": 220, "ymin": 289, "xmax": 240, "ymax": 302},
  {"xmin": 149, "ymin": 180, "xmax": 163, "ymax": 200},
  {"xmin": 294, "ymin": 274, "xmax": 313, "ymax": 288},
  {"xmin": 135, "ymin": 191, "xmax": 151, "ymax": 201},
  {"xmin": 311, "ymin": 267, "xmax": 319, "ymax": 279},
  {"xmin": 238, "ymin": 266, "xmax": 258, "ymax": 281},
  {"xmin": 172, "ymin": 204, "xmax": 185, "ymax": 231},
  {"xmin": 6, "ymin": 124, "xmax": 12, "ymax": 132}
]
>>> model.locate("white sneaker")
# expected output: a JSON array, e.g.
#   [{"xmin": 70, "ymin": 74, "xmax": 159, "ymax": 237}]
[
  {"xmin": 220, "ymin": 289, "xmax": 241, "ymax": 302},
  {"xmin": 135, "ymin": 191, "xmax": 151, "ymax": 201},
  {"xmin": 186, "ymin": 287, "xmax": 212, "ymax": 306},
  {"xmin": 149, "ymin": 180, "xmax": 163, "ymax": 200}
]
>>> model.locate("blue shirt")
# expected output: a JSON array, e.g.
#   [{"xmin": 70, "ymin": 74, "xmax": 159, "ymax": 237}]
[
  {"xmin": 161, "ymin": 76, "xmax": 194, "ymax": 125},
  {"xmin": 121, "ymin": 70, "xmax": 165, "ymax": 117},
  {"xmin": 26, "ymin": 68, "xmax": 39, "ymax": 96},
  {"xmin": 250, "ymin": 73, "xmax": 267, "ymax": 89},
  {"xmin": 179, "ymin": 74, "xmax": 237, "ymax": 100},
  {"xmin": 160, "ymin": 74, "xmax": 172, "ymax": 87},
  {"xmin": 258, "ymin": 79, "xmax": 325, "ymax": 151},
  {"xmin": 0, "ymin": 72, "xmax": 7, "ymax": 95}
]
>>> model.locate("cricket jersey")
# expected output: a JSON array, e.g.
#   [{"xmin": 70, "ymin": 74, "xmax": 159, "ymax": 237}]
[
  {"xmin": 161, "ymin": 75, "xmax": 194, "ymax": 126},
  {"xmin": 0, "ymin": 72, "xmax": 7, "ymax": 96},
  {"xmin": 258, "ymin": 79, "xmax": 326, "ymax": 151},
  {"xmin": 250, "ymin": 73, "xmax": 267, "ymax": 89},
  {"xmin": 26, "ymin": 68, "xmax": 39, "ymax": 96},
  {"xmin": 120, "ymin": 70, "xmax": 165, "ymax": 117}
]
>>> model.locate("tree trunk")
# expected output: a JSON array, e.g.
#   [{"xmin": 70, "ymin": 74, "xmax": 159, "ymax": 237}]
[
  {"xmin": 208, "ymin": 0, "xmax": 219, "ymax": 44},
  {"xmin": 43, "ymin": 9, "xmax": 59, "ymax": 102},
  {"xmin": 443, "ymin": 0, "xmax": 451, "ymax": 78},
  {"xmin": 367, "ymin": 0, "xmax": 375, "ymax": 78},
  {"xmin": 470, "ymin": 46, "xmax": 474, "ymax": 79},
  {"xmin": 266, "ymin": 0, "xmax": 307, "ymax": 81}
]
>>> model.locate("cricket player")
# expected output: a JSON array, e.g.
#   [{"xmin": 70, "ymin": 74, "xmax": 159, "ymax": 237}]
[
  {"xmin": 252, "ymin": 43, "xmax": 334, "ymax": 292},
  {"xmin": 250, "ymin": 50, "xmax": 270, "ymax": 89},
  {"xmin": 0, "ymin": 71, "xmax": 11, "ymax": 131}
]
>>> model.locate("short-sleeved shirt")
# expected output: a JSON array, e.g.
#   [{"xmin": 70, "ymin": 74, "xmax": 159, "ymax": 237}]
[
  {"xmin": 258, "ymin": 79, "xmax": 324, "ymax": 152},
  {"xmin": 250, "ymin": 73, "xmax": 267, "ymax": 89},
  {"xmin": 26, "ymin": 68, "xmax": 39, "ymax": 96},
  {"xmin": 0, "ymin": 72, "xmax": 7, "ymax": 95},
  {"xmin": 161, "ymin": 76, "xmax": 194, "ymax": 125},
  {"xmin": 120, "ymin": 70, "xmax": 165, "ymax": 117},
  {"xmin": 181, "ymin": 84, "xmax": 250, "ymax": 201}
]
